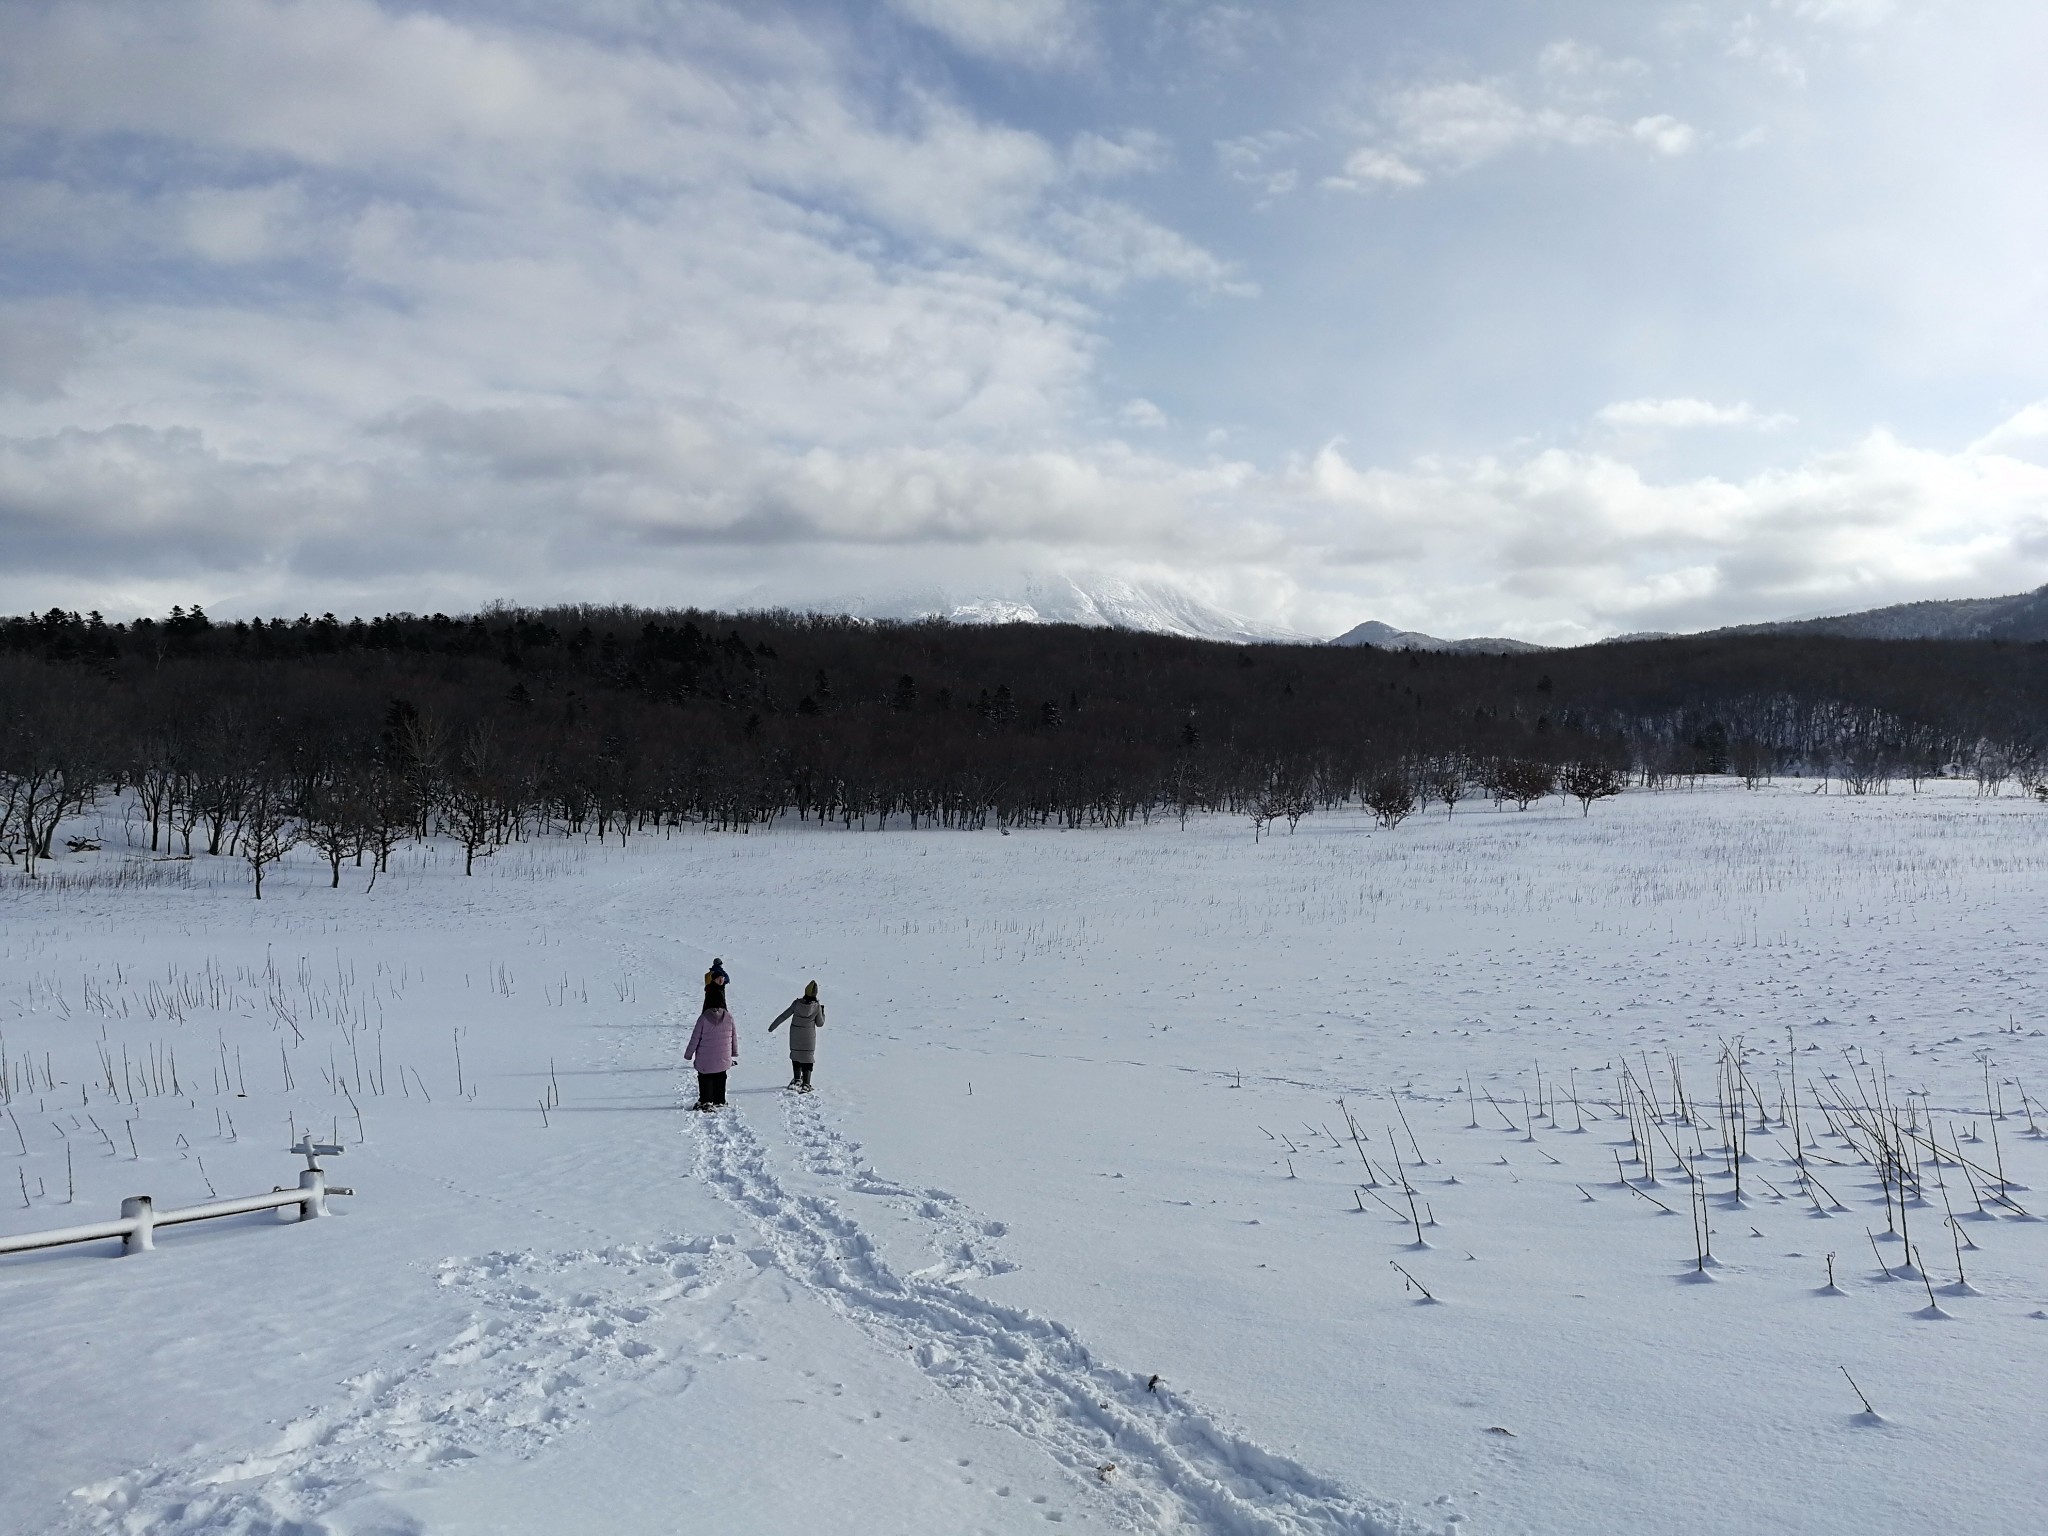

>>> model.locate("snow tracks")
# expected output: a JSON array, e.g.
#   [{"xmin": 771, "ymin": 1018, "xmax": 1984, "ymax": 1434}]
[
  {"xmin": 66, "ymin": 1237, "xmax": 751, "ymax": 1536},
  {"xmin": 783, "ymin": 1093, "xmax": 1019, "ymax": 1285},
  {"xmin": 695, "ymin": 1094, "xmax": 1439, "ymax": 1536}
]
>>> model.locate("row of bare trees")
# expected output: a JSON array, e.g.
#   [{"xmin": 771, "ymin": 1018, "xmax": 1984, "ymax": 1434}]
[
  {"xmin": 9, "ymin": 606, "xmax": 2048, "ymax": 893},
  {"xmin": 0, "ymin": 691, "xmax": 1638, "ymax": 892},
  {"xmin": 49, "ymin": 711, "xmax": 2028, "ymax": 900},
  {"xmin": 1350, "ymin": 756, "xmax": 1629, "ymax": 832}
]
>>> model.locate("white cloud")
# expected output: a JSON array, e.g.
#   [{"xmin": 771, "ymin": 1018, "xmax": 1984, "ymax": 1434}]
[
  {"xmin": 1069, "ymin": 128, "xmax": 1170, "ymax": 180},
  {"xmin": 1968, "ymin": 401, "xmax": 2048, "ymax": 464},
  {"xmin": 885, "ymin": 0, "xmax": 1089, "ymax": 68},
  {"xmin": 1041, "ymin": 197, "xmax": 1249, "ymax": 295},
  {"xmin": 1179, "ymin": 5, "xmax": 1274, "ymax": 67},
  {"xmin": 1327, "ymin": 147, "xmax": 1424, "ymax": 190},
  {"xmin": 1595, "ymin": 398, "xmax": 1795, "ymax": 431},
  {"xmin": 0, "ymin": 414, "xmax": 1248, "ymax": 614},
  {"xmin": 0, "ymin": 0, "xmax": 1267, "ymax": 622},
  {"xmin": 5, "ymin": 0, "xmax": 2044, "ymax": 648},
  {"xmin": 0, "ymin": 2, "xmax": 1212, "ymax": 300},
  {"xmin": 1325, "ymin": 44, "xmax": 1697, "ymax": 190},
  {"xmin": 179, "ymin": 183, "xmax": 312, "ymax": 264},
  {"xmin": 10, "ymin": 390, "xmax": 2047, "ymax": 651},
  {"xmin": 1786, "ymin": 0, "xmax": 1900, "ymax": 26},
  {"xmin": 0, "ymin": 0, "xmax": 583, "ymax": 168},
  {"xmin": 1392, "ymin": 80, "xmax": 1604, "ymax": 168},
  {"xmin": 0, "ymin": 2, "xmax": 1241, "ymax": 458},
  {"xmin": 0, "ymin": 304, "xmax": 91, "ymax": 401},
  {"xmin": 1535, "ymin": 40, "xmax": 1648, "ymax": 84},
  {"xmin": 1726, "ymin": 17, "xmax": 1809, "ymax": 86},
  {"xmin": 1629, "ymin": 115, "xmax": 1697, "ymax": 156},
  {"xmin": 1281, "ymin": 426, "xmax": 2048, "ymax": 640},
  {"xmin": 1217, "ymin": 130, "xmax": 1306, "ymax": 197}
]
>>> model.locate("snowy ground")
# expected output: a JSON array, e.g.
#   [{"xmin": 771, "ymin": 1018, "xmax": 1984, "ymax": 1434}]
[{"xmin": 3, "ymin": 780, "xmax": 2045, "ymax": 1535}]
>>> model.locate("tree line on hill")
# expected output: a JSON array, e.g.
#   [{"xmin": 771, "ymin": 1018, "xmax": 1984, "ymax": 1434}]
[{"xmin": 4, "ymin": 602, "xmax": 2047, "ymax": 886}]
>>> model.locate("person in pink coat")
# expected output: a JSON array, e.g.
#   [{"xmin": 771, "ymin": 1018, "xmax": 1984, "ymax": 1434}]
[{"xmin": 685, "ymin": 984, "xmax": 739, "ymax": 1111}]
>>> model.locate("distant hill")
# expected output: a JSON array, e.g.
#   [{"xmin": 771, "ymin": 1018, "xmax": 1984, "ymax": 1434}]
[
  {"xmin": 1704, "ymin": 585, "xmax": 2048, "ymax": 642},
  {"xmin": 1328, "ymin": 620, "xmax": 1546, "ymax": 654}
]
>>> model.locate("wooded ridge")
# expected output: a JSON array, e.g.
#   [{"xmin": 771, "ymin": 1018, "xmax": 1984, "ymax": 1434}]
[{"xmin": 4, "ymin": 603, "xmax": 2046, "ymax": 879}]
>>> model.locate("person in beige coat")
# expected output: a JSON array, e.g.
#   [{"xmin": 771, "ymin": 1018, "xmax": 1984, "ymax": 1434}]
[{"xmin": 768, "ymin": 982, "xmax": 825, "ymax": 1092}]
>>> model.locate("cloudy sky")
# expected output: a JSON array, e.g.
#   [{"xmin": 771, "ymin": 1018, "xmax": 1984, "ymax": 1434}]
[{"xmin": 4, "ymin": 0, "xmax": 2047, "ymax": 641}]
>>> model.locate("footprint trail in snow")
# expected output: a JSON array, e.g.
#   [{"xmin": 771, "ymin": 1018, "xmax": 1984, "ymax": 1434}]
[
  {"xmin": 784, "ymin": 1090, "xmax": 1019, "ymax": 1284},
  {"xmin": 695, "ymin": 1095, "xmax": 1443, "ymax": 1536},
  {"xmin": 66, "ymin": 1237, "xmax": 750, "ymax": 1535}
]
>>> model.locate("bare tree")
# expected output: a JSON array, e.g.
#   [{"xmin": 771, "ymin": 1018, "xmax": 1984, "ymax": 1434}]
[
  {"xmin": 1247, "ymin": 765, "xmax": 1313, "ymax": 841},
  {"xmin": 2010, "ymin": 744, "xmax": 2043, "ymax": 799},
  {"xmin": 1427, "ymin": 758, "xmax": 1469, "ymax": 819},
  {"xmin": 1161, "ymin": 757, "xmax": 1201, "ymax": 829},
  {"xmin": 397, "ymin": 706, "xmax": 448, "ymax": 839},
  {"xmin": 1281, "ymin": 780, "xmax": 1314, "ymax": 833},
  {"xmin": 169, "ymin": 766, "xmax": 204, "ymax": 855},
  {"xmin": 1560, "ymin": 761, "xmax": 1627, "ymax": 816},
  {"xmin": 131, "ymin": 734, "xmax": 181, "ymax": 851},
  {"xmin": 0, "ymin": 698, "xmax": 102, "ymax": 876},
  {"xmin": 0, "ymin": 771, "xmax": 23, "ymax": 867},
  {"xmin": 13, "ymin": 763, "xmax": 71, "ymax": 876},
  {"xmin": 240, "ymin": 775, "xmax": 298, "ymax": 899},
  {"xmin": 1973, "ymin": 744, "xmax": 2010, "ymax": 797},
  {"xmin": 302, "ymin": 769, "xmax": 369, "ymax": 889},
  {"xmin": 360, "ymin": 768, "xmax": 417, "ymax": 880},
  {"xmin": 1363, "ymin": 770, "xmax": 1419, "ymax": 829},
  {"xmin": 192, "ymin": 712, "xmax": 251, "ymax": 856},
  {"xmin": 442, "ymin": 722, "xmax": 502, "ymax": 875},
  {"xmin": 1839, "ymin": 744, "xmax": 1890, "ymax": 796},
  {"xmin": 1494, "ymin": 758, "xmax": 1556, "ymax": 811},
  {"xmin": 1730, "ymin": 736, "xmax": 1772, "ymax": 790}
]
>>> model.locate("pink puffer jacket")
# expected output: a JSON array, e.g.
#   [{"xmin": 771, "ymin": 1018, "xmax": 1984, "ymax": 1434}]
[{"xmin": 685, "ymin": 1009, "xmax": 738, "ymax": 1074}]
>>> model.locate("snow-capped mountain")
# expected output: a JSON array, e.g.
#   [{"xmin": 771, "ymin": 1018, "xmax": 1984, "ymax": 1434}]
[
  {"xmin": 755, "ymin": 570, "xmax": 1309, "ymax": 645},
  {"xmin": 1328, "ymin": 619, "xmax": 1546, "ymax": 654}
]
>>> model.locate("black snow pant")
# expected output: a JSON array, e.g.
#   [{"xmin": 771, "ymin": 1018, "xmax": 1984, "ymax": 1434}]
[
  {"xmin": 790, "ymin": 1060, "xmax": 813, "ymax": 1089},
  {"xmin": 695, "ymin": 1071, "xmax": 727, "ymax": 1108}
]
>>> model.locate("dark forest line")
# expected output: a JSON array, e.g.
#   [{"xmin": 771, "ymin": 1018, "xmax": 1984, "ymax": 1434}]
[{"xmin": 4, "ymin": 602, "xmax": 2047, "ymax": 884}]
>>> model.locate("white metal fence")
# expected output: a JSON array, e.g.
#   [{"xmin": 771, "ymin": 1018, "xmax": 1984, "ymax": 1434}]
[{"xmin": 0, "ymin": 1139, "xmax": 352, "ymax": 1260}]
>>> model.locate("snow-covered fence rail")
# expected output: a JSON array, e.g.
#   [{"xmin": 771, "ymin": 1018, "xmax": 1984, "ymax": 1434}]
[{"xmin": 0, "ymin": 1139, "xmax": 351, "ymax": 1261}]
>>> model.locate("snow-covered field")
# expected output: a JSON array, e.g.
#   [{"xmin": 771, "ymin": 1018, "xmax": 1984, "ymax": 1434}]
[{"xmin": 3, "ymin": 780, "xmax": 2045, "ymax": 1535}]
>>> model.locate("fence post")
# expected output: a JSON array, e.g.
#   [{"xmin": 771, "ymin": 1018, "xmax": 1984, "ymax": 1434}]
[
  {"xmin": 120, "ymin": 1195, "xmax": 155, "ymax": 1253},
  {"xmin": 297, "ymin": 1168, "xmax": 328, "ymax": 1220}
]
